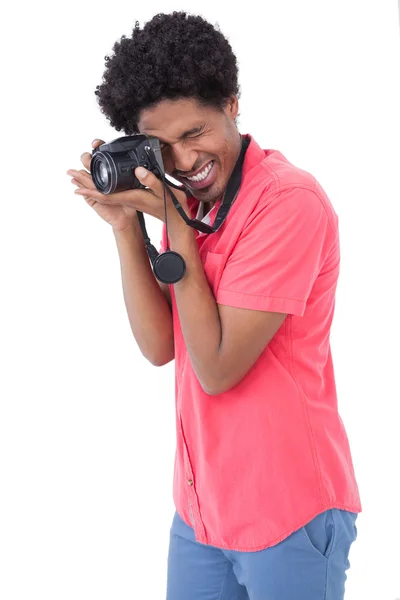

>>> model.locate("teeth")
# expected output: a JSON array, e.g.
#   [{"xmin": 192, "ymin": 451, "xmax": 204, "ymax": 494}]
[{"xmin": 187, "ymin": 161, "xmax": 213, "ymax": 182}]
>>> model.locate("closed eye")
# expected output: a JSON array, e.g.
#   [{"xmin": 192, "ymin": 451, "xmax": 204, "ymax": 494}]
[
  {"xmin": 159, "ymin": 126, "xmax": 206, "ymax": 150},
  {"xmin": 184, "ymin": 126, "xmax": 206, "ymax": 140},
  {"xmin": 188, "ymin": 132, "xmax": 204, "ymax": 140}
]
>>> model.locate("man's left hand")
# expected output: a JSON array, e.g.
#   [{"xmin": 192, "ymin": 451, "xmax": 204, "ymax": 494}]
[{"xmin": 73, "ymin": 164, "xmax": 191, "ymax": 223}]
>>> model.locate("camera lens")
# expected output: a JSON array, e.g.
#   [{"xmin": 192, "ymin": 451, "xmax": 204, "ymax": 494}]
[
  {"xmin": 90, "ymin": 142, "xmax": 144, "ymax": 195},
  {"xmin": 98, "ymin": 163, "xmax": 109, "ymax": 185},
  {"xmin": 91, "ymin": 152, "xmax": 117, "ymax": 194}
]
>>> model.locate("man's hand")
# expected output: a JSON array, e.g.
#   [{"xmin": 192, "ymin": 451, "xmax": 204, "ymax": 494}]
[
  {"xmin": 67, "ymin": 139, "xmax": 141, "ymax": 232},
  {"xmin": 73, "ymin": 163, "xmax": 191, "ymax": 224}
]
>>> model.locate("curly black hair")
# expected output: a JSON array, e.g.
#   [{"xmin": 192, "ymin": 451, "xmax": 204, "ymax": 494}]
[{"xmin": 94, "ymin": 11, "xmax": 240, "ymax": 135}]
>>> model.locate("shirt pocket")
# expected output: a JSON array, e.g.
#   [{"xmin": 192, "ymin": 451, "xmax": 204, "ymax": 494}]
[{"xmin": 203, "ymin": 251, "xmax": 225, "ymax": 298}]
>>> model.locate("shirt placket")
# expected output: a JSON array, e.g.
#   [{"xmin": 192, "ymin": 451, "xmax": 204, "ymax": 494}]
[{"xmin": 177, "ymin": 355, "xmax": 207, "ymax": 542}]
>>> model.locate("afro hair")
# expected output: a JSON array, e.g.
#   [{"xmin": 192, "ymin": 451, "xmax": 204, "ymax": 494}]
[{"xmin": 94, "ymin": 11, "xmax": 240, "ymax": 135}]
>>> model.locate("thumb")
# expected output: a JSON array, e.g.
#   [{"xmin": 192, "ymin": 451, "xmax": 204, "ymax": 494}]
[
  {"xmin": 135, "ymin": 166, "xmax": 163, "ymax": 194},
  {"xmin": 135, "ymin": 166, "xmax": 150, "ymax": 180}
]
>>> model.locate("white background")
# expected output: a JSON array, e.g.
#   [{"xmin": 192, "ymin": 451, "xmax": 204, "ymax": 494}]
[{"xmin": 1, "ymin": 1, "xmax": 400, "ymax": 598}]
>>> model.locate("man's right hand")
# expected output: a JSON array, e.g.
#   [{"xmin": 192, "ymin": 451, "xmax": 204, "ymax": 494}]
[{"xmin": 67, "ymin": 139, "xmax": 139, "ymax": 232}]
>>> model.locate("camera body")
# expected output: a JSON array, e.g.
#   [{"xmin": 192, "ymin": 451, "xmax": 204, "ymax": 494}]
[
  {"xmin": 90, "ymin": 134, "xmax": 165, "ymax": 194},
  {"xmin": 90, "ymin": 133, "xmax": 188, "ymax": 284}
]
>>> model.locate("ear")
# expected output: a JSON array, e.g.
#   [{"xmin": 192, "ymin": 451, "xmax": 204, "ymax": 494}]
[{"xmin": 224, "ymin": 95, "xmax": 239, "ymax": 120}]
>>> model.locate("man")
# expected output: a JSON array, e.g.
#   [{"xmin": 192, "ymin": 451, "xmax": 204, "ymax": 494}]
[{"xmin": 67, "ymin": 11, "xmax": 362, "ymax": 600}]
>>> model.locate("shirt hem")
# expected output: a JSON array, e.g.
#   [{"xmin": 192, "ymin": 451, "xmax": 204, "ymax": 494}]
[
  {"xmin": 191, "ymin": 501, "xmax": 363, "ymax": 551},
  {"xmin": 216, "ymin": 288, "xmax": 306, "ymax": 316}
]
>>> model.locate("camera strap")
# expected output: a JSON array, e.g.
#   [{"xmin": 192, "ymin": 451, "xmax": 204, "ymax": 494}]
[
  {"xmin": 137, "ymin": 134, "xmax": 250, "ymax": 284},
  {"xmin": 164, "ymin": 134, "xmax": 250, "ymax": 235}
]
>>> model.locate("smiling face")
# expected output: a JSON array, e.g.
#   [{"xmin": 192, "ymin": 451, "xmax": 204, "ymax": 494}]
[{"xmin": 137, "ymin": 96, "xmax": 242, "ymax": 204}]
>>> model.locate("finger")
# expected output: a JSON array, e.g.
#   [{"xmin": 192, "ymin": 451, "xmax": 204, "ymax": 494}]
[
  {"xmin": 68, "ymin": 168, "xmax": 92, "ymax": 181},
  {"xmin": 67, "ymin": 169, "xmax": 95, "ymax": 189},
  {"xmin": 70, "ymin": 182, "xmax": 90, "ymax": 201},
  {"xmin": 135, "ymin": 167, "xmax": 187, "ymax": 210},
  {"xmin": 80, "ymin": 152, "xmax": 93, "ymax": 171},
  {"xmin": 80, "ymin": 139, "xmax": 105, "ymax": 171},
  {"xmin": 77, "ymin": 169, "xmax": 95, "ymax": 187},
  {"xmin": 84, "ymin": 197, "xmax": 97, "ymax": 207},
  {"xmin": 92, "ymin": 138, "xmax": 105, "ymax": 148},
  {"xmin": 74, "ymin": 185, "xmax": 143, "ymax": 209},
  {"xmin": 70, "ymin": 181, "xmax": 90, "ymax": 200},
  {"xmin": 70, "ymin": 177, "xmax": 88, "ymax": 190},
  {"xmin": 74, "ymin": 187, "xmax": 114, "ymax": 204},
  {"xmin": 135, "ymin": 167, "xmax": 164, "ymax": 196}
]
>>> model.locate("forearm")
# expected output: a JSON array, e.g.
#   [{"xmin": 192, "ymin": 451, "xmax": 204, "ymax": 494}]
[
  {"xmin": 166, "ymin": 211, "xmax": 223, "ymax": 393},
  {"xmin": 113, "ymin": 220, "xmax": 174, "ymax": 366}
]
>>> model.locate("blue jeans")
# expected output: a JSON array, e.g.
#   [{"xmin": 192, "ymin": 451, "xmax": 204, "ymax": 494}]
[{"xmin": 166, "ymin": 508, "xmax": 358, "ymax": 600}]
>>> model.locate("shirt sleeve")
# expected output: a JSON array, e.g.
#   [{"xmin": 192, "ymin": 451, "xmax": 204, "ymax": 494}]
[
  {"xmin": 159, "ymin": 223, "xmax": 167, "ymax": 253},
  {"xmin": 216, "ymin": 187, "xmax": 336, "ymax": 316}
]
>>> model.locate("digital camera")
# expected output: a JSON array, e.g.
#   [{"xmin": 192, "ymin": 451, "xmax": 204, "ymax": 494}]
[{"xmin": 90, "ymin": 134, "xmax": 165, "ymax": 194}]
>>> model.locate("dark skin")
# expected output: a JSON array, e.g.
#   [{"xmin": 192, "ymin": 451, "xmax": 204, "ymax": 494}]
[
  {"xmin": 137, "ymin": 96, "xmax": 243, "ymax": 211},
  {"xmin": 66, "ymin": 96, "xmax": 243, "ymax": 228},
  {"xmin": 67, "ymin": 96, "xmax": 287, "ymax": 394}
]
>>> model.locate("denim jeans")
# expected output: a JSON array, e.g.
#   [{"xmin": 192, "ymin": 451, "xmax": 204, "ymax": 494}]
[{"xmin": 166, "ymin": 508, "xmax": 358, "ymax": 600}]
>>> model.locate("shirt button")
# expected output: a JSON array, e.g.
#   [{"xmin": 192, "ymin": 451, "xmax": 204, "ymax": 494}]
[{"xmin": 187, "ymin": 479, "xmax": 193, "ymax": 486}]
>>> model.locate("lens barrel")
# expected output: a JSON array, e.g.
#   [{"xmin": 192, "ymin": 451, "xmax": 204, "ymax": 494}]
[{"xmin": 91, "ymin": 151, "xmax": 140, "ymax": 194}]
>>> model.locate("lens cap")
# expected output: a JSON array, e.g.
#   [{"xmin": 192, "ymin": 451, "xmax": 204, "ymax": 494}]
[{"xmin": 153, "ymin": 251, "xmax": 186, "ymax": 284}]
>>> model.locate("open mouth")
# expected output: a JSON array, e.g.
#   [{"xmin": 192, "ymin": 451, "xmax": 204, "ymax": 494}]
[{"xmin": 181, "ymin": 161, "xmax": 216, "ymax": 190}]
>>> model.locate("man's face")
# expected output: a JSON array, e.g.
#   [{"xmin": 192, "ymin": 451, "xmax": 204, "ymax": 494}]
[{"xmin": 137, "ymin": 96, "xmax": 241, "ymax": 204}]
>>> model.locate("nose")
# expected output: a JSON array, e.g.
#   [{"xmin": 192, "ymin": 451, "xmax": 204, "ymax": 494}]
[{"xmin": 170, "ymin": 145, "xmax": 198, "ymax": 175}]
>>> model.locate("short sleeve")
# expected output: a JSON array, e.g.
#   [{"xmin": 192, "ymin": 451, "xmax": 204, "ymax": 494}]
[
  {"xmin": 159, "ymin": 223, "xmax": 167, "ymax": 253},
  {"xmin": 216, "ymin": 187, "xmax": 336, "ymax": 316}
]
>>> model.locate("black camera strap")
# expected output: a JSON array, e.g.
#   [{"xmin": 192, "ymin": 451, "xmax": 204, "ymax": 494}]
[
  {"xmin": 164, "ymin": 134, "xmax": 250, "ymax": 236},
  {"xmin": 137, "ymin": 134, "xmax": 250, "ymax": 284}
]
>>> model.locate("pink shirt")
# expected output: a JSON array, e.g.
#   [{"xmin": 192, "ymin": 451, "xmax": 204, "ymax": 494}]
[{"xmin": 159, "ymin": 134, "xmax": 362, "ymax": 551}]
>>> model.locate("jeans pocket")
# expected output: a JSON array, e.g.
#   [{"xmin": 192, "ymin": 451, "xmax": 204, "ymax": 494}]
[{"xmin": 301, "ymin": 509, "xmax": 335, "ymax": 562}]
